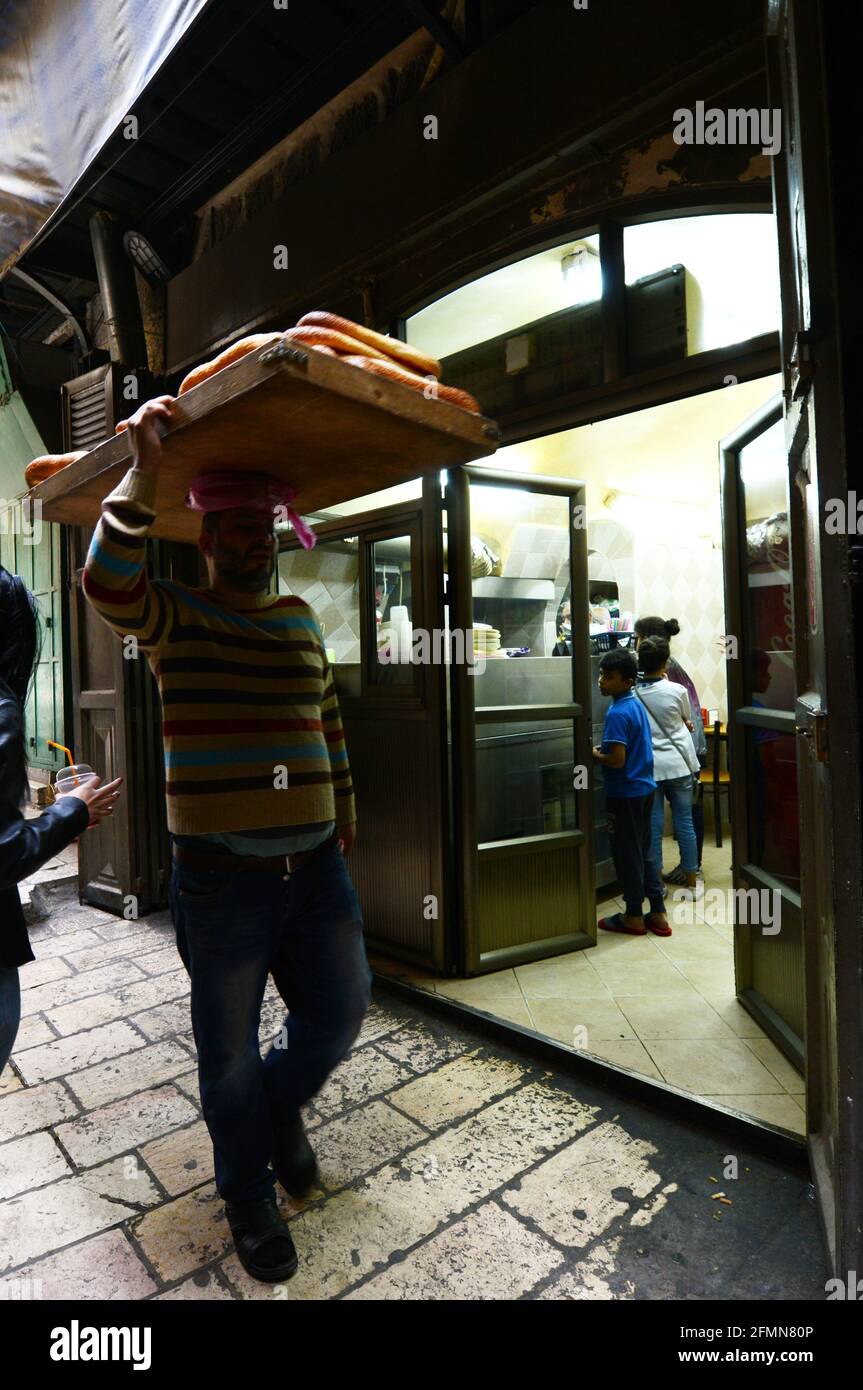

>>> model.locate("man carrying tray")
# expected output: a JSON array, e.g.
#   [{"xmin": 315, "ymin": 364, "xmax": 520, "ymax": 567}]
[{"xmin": 82, "ymin": 395, "xmax": 370, "ymax": 1284}]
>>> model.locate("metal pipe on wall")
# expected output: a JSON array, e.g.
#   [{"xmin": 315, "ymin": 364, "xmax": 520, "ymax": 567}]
[{"xmin": 88, "ymin": 210, "xmax": 148, "ymax": 367}]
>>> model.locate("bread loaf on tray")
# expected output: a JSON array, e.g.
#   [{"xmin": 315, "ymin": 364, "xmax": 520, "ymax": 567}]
[
  {"xmin": 27, "ymin": 314, "xmax": 478, "ymax": 493},
  {"xmin": 173, "ymin": 314, "xmax": 473, "ymax": 411},
  {"xmin": 296, "ymin": 311, "xmax": 441, "ymax": 379},
  {"xmin": 25, "ymin": 452, "xmax": 87, "ymax": 487},
  {"xmin": 177, "ymin": 332, "xmax": 283, "ymax": 395},
  {"xmin": 341, "ymin": 354, "xmax": 480, "ymax": 413}
]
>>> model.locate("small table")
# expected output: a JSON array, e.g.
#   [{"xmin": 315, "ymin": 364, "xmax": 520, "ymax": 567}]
[{"xmin": 702, "ymin": 722, "xmax": 729, "ymax": 847}]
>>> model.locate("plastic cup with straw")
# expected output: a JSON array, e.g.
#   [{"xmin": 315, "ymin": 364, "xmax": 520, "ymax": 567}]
[{"xmin": 48, "ymin": 742, "xmax": 99, "ymax": 829}]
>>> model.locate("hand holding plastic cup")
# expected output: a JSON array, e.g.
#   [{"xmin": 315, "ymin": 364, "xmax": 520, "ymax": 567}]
[
  {"xmin": 54, "ymin": 765, "xmax": 121, "ymax": 830},
  {"xmin": 54, "ymin": 765, "xmax": 98, "ymax": 828}
]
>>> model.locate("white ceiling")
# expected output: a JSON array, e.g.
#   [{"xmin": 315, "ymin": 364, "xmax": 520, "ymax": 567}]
[{"xmin": 489, "ymin": 374, "xmax": 783, "ymax": 518}]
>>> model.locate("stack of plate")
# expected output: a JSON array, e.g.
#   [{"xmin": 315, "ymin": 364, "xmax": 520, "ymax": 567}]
[{"xmin": 472, "ymin": 623, "xmax": 501, "ymax": 655}]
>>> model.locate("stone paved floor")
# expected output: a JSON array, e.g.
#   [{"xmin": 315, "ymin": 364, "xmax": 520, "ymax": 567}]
[
  {"xmin": 0, "ymin": 886, "xmax": 826, "ymax": 1301},
  {"xmin": 18, "ymin": 796, "xmax": 78, "ymax": 915}
]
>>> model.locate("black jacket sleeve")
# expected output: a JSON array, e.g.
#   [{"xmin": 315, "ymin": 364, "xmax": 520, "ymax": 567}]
[{"xmin": 0, "ymin": 695, "xmax": 90, "ymax": 892}]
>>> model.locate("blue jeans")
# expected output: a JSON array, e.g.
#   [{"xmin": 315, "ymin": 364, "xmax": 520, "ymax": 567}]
[
  {"xmin": 605, "ymin": 793, "xmax": 666, "ymax": 918},
  {"xmin": 0, "ymin": 966, "xmax": 21, "ymax": 1077},
  {"xmin": 652, "ymin": 775, "xmax": 699, "ymax": 874},
  {"xmin": 169, "ymin": 840, "xmax": 372, "ymax": 1204}
]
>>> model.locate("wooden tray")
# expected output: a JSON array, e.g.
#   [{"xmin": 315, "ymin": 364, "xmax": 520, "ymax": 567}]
[{"xmin": 29, "ymin": 341, "xmax": 501, "ymax": 543}]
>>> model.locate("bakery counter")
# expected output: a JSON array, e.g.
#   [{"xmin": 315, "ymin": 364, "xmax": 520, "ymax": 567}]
[{"xmin": 471, "ymin": 655, "xmax": 574, "ymax": 713}]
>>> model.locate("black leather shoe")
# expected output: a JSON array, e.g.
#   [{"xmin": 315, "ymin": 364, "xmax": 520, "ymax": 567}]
[
  {"xmin": 225, "ymin": 1196, "xmax": 298, "ymax": 1283},
  {"xmin": 273, "ymin": 1114, "xmax": 320, "ymax": 1198}
]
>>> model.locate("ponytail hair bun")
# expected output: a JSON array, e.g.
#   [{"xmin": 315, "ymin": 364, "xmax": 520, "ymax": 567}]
[
  {"xmin": 639, "ymin": 635, "xmax": 670, "ymax": 674},
  {"xmin": 635, "ymin": 614, "xmax": 679, "ymax": 642}
]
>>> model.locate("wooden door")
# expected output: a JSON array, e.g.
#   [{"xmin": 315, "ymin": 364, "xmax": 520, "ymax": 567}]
[
  {"xmin": 276, "ymin": 479, "xmax": 449, "ymax": 972},
  {"xmin": 62, "ymin": 364, "xmax": 169, "ymax": 914},
  {"xmin": 764, "ymin": 0, "xmax": 863, "ymax": 1278},
  {"xmin": 720, "ymin": 396, "xmax": 803, "ymax": 1062},
  {"xmin": 0, "ymin": 503, "xmax": 65, "ymax": 786}
]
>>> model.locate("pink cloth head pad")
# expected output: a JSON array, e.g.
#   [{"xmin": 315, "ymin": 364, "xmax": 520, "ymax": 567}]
[{"xmin": 184, "ymin": 470, "xmax": 316, "ymax": 549}]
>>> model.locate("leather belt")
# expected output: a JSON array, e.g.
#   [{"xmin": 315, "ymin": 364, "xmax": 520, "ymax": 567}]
[{"xmin": 172, "ymin": 827, "xmax": 339, "ymax": 877}]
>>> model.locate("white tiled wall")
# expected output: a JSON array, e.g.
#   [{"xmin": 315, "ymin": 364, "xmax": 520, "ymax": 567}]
[
  {"xmin": 278, "ymin": 521, "xmax": 728, "ymax": 718},
  {"xmin": 634, "ymin": 536, "xmax": 728, "ymax": 719},
  {"xmin": 278, "ymin": 548, "xmax": 361, "ymax": 663},
  {"xmin": 587, "ymin": 518, "xmax": 728, "ymax": 718}
]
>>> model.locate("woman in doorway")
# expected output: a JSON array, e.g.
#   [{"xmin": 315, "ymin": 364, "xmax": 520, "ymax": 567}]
[
  {"xmin": 634, "ymin": 615, "xmax": 707, "ymax": 881},
  {"xmin": 635, "ymin": 635, "xmax": 701, "ymax": 894},
  {"xmin": 0, "ymin": 566, "xmax": 122, "ymax": 1075}
]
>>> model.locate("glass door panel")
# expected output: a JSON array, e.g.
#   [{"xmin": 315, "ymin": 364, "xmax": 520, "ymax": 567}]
[
  {"xmin": 467, "ymin": 483, "xmax": 574, "ymax": 707},
  {"xmin": 448, "ymin": 465, "xmax": 594, "ymax": 973},
  {"xmin": 722, "ymin": 395, "xmax": 804, "ymax": 1067},
  {"xmin": 369, "ymin": 533, "xmax": 415, "ymax": 687},
  {"xmin": 743, "ymin": 728, "xmax": 801, "ymax": 891},
  {"xmin": 476, "ymin": 718, "xmax": 579, "ymax": 843},
  {"xmin": 740, "ymin": 417, "xmax": 796, "ymax": 712}
]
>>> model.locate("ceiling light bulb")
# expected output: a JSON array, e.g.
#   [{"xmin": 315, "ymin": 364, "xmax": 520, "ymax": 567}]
[{"xmin": 561, "ymin": 243, "xmax": 599, "ymax": 281}]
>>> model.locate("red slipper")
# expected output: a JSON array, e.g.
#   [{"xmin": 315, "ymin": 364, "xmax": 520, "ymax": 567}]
[
  {"xmin": 598, "ymin": 913, "xmax": 646, "ymax": 936},
  {"xmin": 643, "ymin": 913, "xmax": 672, "ymax": 937}
]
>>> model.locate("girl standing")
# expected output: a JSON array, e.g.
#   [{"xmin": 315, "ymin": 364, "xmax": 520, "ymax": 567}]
[
  {"xmin": 634, "ymin": 615, "xmax": 707, "ymax": 880},
  {"xmin": 635, "ymin": 635, "xmax": 701, "ymax": 894}
]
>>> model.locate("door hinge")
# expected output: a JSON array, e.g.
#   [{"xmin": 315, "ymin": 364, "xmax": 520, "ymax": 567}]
[{"xmin": 788, "ymin": 329, "xmax": 815, "ymax": 401}]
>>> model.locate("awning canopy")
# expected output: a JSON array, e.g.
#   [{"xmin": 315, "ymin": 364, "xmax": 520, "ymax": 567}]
[{"xmin": 0, "ymin": 0, "xmax": 211, "ymax": 278}]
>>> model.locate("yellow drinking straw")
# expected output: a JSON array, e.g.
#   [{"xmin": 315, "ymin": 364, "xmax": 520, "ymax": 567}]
[
  {"xmin": 47, "ymin": 740, "xmax": 74, "ymax": 766},
  {"xmin": 46, "ymin": 741, "xmax": 90, "ymax": 786}
]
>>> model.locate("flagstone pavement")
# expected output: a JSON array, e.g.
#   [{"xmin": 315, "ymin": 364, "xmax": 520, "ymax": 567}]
[{"xmin": 0, "ymin": 886, "xmax": 827, "ymax": 1301}]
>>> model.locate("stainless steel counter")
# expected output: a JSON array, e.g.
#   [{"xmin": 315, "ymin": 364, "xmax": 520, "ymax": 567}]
[{"xmin": 471, "ymin": 655, "xmax": 573, "ymax": 711}]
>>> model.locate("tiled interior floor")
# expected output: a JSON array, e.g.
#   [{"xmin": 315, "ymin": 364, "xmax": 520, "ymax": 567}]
[{"xmin": 369, "ymin": 837, "xmax": 805, "ymax": 1137}]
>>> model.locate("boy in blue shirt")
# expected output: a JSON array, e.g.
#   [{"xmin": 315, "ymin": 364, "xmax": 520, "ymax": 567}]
[{"xmin": 592, "ymin": 648, "xmax": 671, "ymax": 936}]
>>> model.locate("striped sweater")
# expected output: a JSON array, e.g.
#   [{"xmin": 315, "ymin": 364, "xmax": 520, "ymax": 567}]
[{"xmin": 81, "ymin": 467, "xmax": 356, "ymax": 836}]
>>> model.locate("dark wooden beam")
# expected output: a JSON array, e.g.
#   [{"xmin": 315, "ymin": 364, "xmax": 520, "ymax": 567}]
[
  {"xmin": 91, "ymin": 141, "xmax": 191, "ymax": 199},
  {"xmin": 600, "ymin": 221, "xmax": 627, "ymax": 381},
  {"xmin": 145, "ymin": 1, "xmax": 414, "ymax": 231},
  {"xmin": 202, "ymin": 25, "xmax": 305, "ymax": 95},
  {"xmin": 145, "ymin": 71, "xmax": 254, "ymax": 139},
  {"xmin": 20, "ymin": 224, "xmax": 97, "ymax": 283},
  {"xmin": 263, "ymin": 1, "xmax": 349, "ymax": 59},
  {"xmin": 463, "ymin": 0, "xmax": 497, "ymax": 50},
  {"xmin": 397, "ymin": 0, "xmax": 466, "ymax": 58}
]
